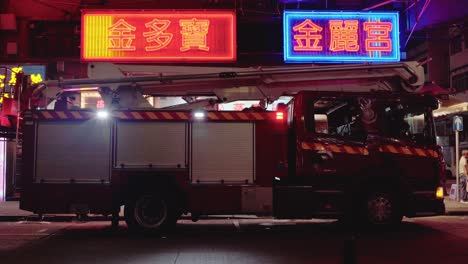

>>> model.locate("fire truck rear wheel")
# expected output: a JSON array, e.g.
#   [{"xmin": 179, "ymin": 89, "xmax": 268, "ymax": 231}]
[
  {"xmin": 364, "ymin": 191, "xmax": 402, "ymax": 227},
  {"xmin": 124, "ymin": 193, "xmax": 177, "ymax": 233}
]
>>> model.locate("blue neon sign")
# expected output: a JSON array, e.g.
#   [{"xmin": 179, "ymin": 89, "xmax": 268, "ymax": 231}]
[{"xmin": 283, "ymin": 11, "xmax": 400, "ymax": 63}]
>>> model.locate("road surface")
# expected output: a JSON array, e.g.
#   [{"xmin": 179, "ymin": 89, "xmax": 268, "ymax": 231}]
[{"xmin": 1, "ymin": 216, "xmax": 467, "ymax": 263}]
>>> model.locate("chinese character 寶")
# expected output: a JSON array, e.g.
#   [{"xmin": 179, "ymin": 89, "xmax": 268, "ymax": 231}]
[{"xmin": 179, "ymin": 18, "xmax": 210, "ymax": 52}]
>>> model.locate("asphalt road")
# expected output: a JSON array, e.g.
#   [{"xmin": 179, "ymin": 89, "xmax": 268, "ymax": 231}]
[{"xmin": 0, "ymin": 216, "xmax": 467, "ymax": 264}]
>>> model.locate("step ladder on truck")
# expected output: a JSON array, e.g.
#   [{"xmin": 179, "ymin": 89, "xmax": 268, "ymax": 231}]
[{"xmin": 18, "ymin": 61, "xmax": 446, "ymax": 231}]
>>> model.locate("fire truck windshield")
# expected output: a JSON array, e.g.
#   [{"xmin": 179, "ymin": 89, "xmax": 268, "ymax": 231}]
[
  {"xmin": 309, "ymin": 95, "xmax": 435, "ymax": 145},
  {"xmin": 379, "ymin": 102, "xmax": 434, "ymax": 144}
]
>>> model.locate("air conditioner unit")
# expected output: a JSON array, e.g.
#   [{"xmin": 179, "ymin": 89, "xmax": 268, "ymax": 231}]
[{"xmin": 0, "ymin": 14, "xmax": 16, "ymax": 31}]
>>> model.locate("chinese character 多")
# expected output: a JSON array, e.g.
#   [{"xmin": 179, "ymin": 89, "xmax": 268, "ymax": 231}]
[
  {"xmin": 363, "ymin": 21, "xmax": 392, "ymax": 52},
  {"xmin": 329, "ymin": 20, "xmax": 359, "ymax": 52},
  {"xmin": 143, "ymin": 19, "xmax": 173, "ymax": 51},
  {"xmin": 179, "ymin": 18, "xmax": 210, "ymax": 52},
  {"xmin": 108, "ymin": 19, "xmax": 137, "ymax": 51},
  {"xmin": 293, "ymin": 19, "xmax": 323, "ymax": 51}
]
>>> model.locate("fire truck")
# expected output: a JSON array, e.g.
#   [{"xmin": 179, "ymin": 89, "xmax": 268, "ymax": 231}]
[{"xmin": 19, "ymin": 61, "xmax": 445, "ymax": 232}]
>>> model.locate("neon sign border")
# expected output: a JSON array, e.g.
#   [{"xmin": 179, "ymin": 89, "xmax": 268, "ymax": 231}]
[
  {"xmin": 283, "ymin": 11, "xmax": 400, "ymax": 63},
  {"xmin": 80, "ymin": 10, "xmax": 237, "ymax": 63}
]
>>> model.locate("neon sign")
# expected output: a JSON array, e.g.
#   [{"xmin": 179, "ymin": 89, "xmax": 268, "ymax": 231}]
[
  {"xmin": 81, "ymin": 10, "xmax": 236, "ymax": 62},
  {"xmin": 284, "ymin": 11, "xmax": 400, "ymax": 63},
  {"xmin": 0, "ymin": 65, "xmax": 46, "ymax": 89}
]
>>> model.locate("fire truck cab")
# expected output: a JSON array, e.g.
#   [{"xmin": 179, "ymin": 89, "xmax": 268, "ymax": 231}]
[
  {"xmin": 275, "ymin": 90, "xmax": 443, "ymax": 224},
  {"xmin": 19, "ymin": 62, "xmax": 445, "ymax": 232}
]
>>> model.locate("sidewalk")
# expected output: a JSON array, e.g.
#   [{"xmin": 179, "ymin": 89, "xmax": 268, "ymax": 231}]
[
  {"xmin": 443, "ymin": 198, "xmax": 468, "ymax": 215},
  {"xmin": 1, "ymin": 198, "xmax": 468, "ymax": 222},
  {"xmin": 0, "ymin": 201, "xmax": 117, "ymax": 222}
]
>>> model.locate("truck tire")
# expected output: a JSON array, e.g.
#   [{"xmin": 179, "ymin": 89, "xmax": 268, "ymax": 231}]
[
  {"xmin": 124, "ymin": 193, "xmax": 177, "ymax": 233},
  {"xmin": 364, "ymin": 191, "xmax": 402, "ymax": 227}
]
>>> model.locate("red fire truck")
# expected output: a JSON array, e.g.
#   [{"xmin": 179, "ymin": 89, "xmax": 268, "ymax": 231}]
[{"xmin": 19, "ymin": 62, "xmax": 445, "ymax": 232}]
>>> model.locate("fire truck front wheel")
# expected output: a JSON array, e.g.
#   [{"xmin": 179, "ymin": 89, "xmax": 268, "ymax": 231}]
[
  {"xmin": 364, "ymin": 191, "xmax": 402, "ymax": 227},
  {"xmin": 124, "ymin": 193, "xmax": 177, "ymax": 233}
]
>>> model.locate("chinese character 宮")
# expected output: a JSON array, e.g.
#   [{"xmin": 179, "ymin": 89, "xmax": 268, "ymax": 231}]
[
  {"xmin": 179, "ymin": 18, "xmax": 210, "ymax": 52},
  {"xmin": 293, "ymin": 19, "xmax": 323, "ymax": 51},
  {"xmin": 143, "ymin": 19, "xmax": 173, "ymax": 51},
  {"xmin": 329, "ymin": 20, "xmax": 359, "ymax": 52},
  {"xmin": 108, "ymin": 19, "xmax": 136, "ymax": 51},
  {"xmin": 363, "ymin": 22, "xmax": 392, "ymax": 52}
]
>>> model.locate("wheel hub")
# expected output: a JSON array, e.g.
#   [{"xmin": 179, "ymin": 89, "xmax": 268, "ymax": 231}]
[
  {"xmin": 134, "ymin": 195, "xmax": 167, "ymax": 228},
  {"xmin": 368, "ymin": 195, "xmax": 392, "ymax": 224}
]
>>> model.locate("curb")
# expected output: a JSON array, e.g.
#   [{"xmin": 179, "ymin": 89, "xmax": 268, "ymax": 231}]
[
  {"xmin": 445, "ymin": 211, "xmax": 468, "ymax": 216},
  {"xmin": 0, "ymin": 215, "xmax": 117, "ymax": 223},
  {"xmin": 1, "ymin": 212, "xmax": 468, "ymax": 223}
]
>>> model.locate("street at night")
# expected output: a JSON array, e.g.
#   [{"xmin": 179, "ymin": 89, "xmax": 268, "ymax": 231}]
[
  {"xmin": 0, "ymin": 216, "xmax": 468, "ymax": 264},
  {"xmin": 1, "ymin": 0, "xmax": 468, "ymax": 263}
]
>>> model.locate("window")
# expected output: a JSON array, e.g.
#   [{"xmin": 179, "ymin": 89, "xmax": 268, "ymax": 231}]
[
  {"xmin": 451, "ymin": 35, "xmax": 463, "ymax": 55},
  {"xmin": 379, "ymin": 102, "xmax": 433, "ymax": 144},
  {"xmin": 453, "ymin": 72, "xmax": 468, "ymax": 92},
  {"xmin": 310, "ymin": 97, "xmax": 366, "ymax": 140},
  {"xmin": 307, "ymin": 96, "xmax": 435, "ymax": 144}
]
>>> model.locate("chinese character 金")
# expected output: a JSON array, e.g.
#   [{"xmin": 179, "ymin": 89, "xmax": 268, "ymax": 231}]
[
  {"xmin": 108, "ymin": 19, "xmax": 137, "ymax": 51},
  {"xmin": 293, "ymin": 19, "xmax": 323, "ymax": 52}
]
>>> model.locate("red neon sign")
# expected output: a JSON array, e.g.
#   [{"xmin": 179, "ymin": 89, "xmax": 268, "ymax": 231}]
[{"xmin": 81, "ymin": 10, "xmax": 236, "ymax": 62}]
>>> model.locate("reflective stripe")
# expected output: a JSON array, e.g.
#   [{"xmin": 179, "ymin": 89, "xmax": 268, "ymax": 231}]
[
  {"xmin": 207, "ymin": 112, "xmax": 220, "ymax": 120},
  {"xmin": 161, "ymin": 112, "xmax": 174, "ymax": 120},
  {"xmin": 176, "ymin": 112, "xmax": 189, "ymax": 120},
  {"xmin": 221, "ymin": 112, "xmax": 235, "ymax": 120},
  {"xmin": 301, "ymin": 142, "xmax": 368, "ymax": 156},
  {"xmin": 42, "ymin": 112, "xmax": 54, "ymax": 119},
  {"xmin": 55, "ymin": 111, "xmax": 67, "ymax": 119},
  {"xmin": 130, "ymin": 112, "xmax": 144, "ymax": 120},
  {"xmin": 116, "ymin": 112, "xmax": 128, "ymax": 119},
  {"xmin": 343, "ymin": 146, "xmax": 357, "ymax": 154},
  {"xmin": 237, "ymin": 113, "xmax": 249, "ymax": 120},
  {"xmin": 378, "ymin": 145, "xmax": 438, "ymax": 159},
  {"xmin": 146, "ymin": 112, "xmax": 158, "ymax": 120},
  {"xmin": 70, "ymin": 111, "xmax": 82, "ymax": 119},
  {"xmin": 251, "ymin": 113, "xmax": 264, "ymax": 120},
  {"xmin": 33, "ymin": 111, "xmax": 275, "ymax": 121}
]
